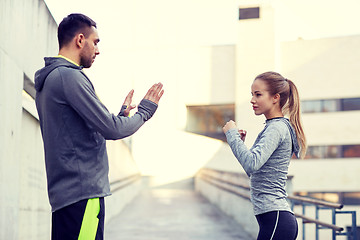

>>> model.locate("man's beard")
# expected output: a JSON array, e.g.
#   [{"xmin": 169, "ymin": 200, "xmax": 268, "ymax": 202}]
[
  {"xmin": 79, "ymin": 42, "xmax": 94, "ymax": 68},
  {"xmin": 80, "ymin": 55, "xmax": 93, "ymax": 68}
]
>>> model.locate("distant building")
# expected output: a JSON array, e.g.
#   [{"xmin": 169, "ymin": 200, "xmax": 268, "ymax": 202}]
[
  {"xmin": 234, "ymin": 0, "xmax": 360, "ymax": 207},
  {"xmin": 186, "ymin": 2, "xmax": 360, "ymax": 238},
  {"xmin": 185, "ymin": 2, "xmax": 359, "ymax": 237},
  {"xmin": 186, "ymin": 0, "xmax": 360, "ymax": 207}
]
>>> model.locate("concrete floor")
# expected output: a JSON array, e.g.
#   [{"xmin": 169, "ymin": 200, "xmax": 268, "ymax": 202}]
[{"xmin": 105, "ymin": 188, "xmax": 253, "ymax": 240}]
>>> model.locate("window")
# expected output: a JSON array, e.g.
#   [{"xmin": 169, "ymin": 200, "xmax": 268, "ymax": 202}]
[
  {"xmin": 304, "ymin": 145, "xmax": 360, "ymax": 159},
  {"xmin": 322, "ymin": 99, "xmax": 339, "ymax": 112},
  {"xmin": 294, "ymin": 192, "xmax": 360, "ymax": 205},
  {"xmin": 341, "ymin": 98, "xmax": 360, "ymax": 111},
  {"xmin": 305, "ymin": 146, "xmax": 325, "ymax": 159},
  {"xmin": 325, "ymin": 145, "xmax": 341, "ymax": 158},
  {"xmin": 186, "ymin": 104, "xmax": 235, "ymax": 141},
  {"xmin": 302, "ymin": 100, "xmax": 322, "ymax": 113},
  {"xmin": 343, "ymin": 145, "xmax": 360, "ymax": 158},
  {"xmin": 301, "ymin": 98, "xmax": 360, "ymax": 113},
  {"xmin": 239, "ymin": 7, "xmax": 260, "ymax": 20},
  {"xmin": 342, "ymin": 192, "xmax": 360, "ymax": 205}
]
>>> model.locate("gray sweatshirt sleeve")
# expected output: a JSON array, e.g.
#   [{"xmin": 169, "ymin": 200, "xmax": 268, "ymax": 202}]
[
  {"xmin": 119, "ymin": 105, "xmax": 128, "ymax": 117},
  {"xmin": 225, "ymin": 125, "xmax": 282, "ymax": 176},
  {"xmin": 62, "ymin": 70, "xmax": 157, "ymax": 140}
]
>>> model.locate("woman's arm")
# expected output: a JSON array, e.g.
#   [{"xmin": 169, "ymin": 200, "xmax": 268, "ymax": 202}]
[{"xmin": 224, "ymin": 123, "xmax": 282, "ymax": 176}]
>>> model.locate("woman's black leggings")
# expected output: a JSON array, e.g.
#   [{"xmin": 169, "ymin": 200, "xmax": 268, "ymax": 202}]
[{"xmin": 256, "ymin": 211, "xmax": 298, "ymax": 240}]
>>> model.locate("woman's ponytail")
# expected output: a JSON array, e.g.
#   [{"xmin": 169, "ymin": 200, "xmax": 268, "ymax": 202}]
[{"xmin": 287, "ymin": 79, "xmax": 307, "ymax": 159}]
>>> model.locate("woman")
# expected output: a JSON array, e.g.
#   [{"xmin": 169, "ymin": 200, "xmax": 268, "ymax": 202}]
[{"xmin": 223, "ymin": 71, "xmax": 306, "ymax": 240}]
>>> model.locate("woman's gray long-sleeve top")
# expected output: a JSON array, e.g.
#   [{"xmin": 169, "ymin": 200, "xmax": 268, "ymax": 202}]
[{"xmin": 225, "ymin": 118, "xmax": 300, "ymax": 215}]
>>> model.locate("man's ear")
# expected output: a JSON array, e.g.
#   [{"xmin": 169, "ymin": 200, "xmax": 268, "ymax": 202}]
[{"xmin": 75, "ymin": 34, "xmax": 86, "ymax": 48}]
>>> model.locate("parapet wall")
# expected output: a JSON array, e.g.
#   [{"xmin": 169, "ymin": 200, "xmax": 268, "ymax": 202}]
[{"xmin": 195, "ymin": 168, "xmax": 258, "ymax": 239}]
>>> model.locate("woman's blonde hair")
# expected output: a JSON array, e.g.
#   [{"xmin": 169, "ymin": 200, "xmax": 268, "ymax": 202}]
[{"xmin": 255, "ymin": 71, "xmax": 307, "ymax": 158}]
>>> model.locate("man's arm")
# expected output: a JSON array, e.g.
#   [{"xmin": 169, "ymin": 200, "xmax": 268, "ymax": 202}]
[{"xmin": 62, "ymin": 70, "xmax": 163, "ymax": 140}]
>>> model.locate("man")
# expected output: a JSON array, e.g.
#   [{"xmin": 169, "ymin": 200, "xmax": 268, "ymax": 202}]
[{"xmin": 34, "ymin": 13, "xmax": 164, "ymax": 240}]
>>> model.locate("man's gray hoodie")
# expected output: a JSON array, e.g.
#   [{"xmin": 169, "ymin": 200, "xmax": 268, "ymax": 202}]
[
  {"xmin": 35, "ymin": 57, "xmax": 157, "ymax": 212},
  {"xmin": 225, "ymin": 117, "xmax": 300, "ymax": 215}
]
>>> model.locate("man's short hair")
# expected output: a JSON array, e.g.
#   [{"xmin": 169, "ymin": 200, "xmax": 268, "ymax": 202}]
[{"xmin": 58, "ymin": 13, "xmax": 97, "ymax": 49}]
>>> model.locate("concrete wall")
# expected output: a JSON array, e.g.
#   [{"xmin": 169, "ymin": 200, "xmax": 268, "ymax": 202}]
[
  {"xmin": 105, "ymin": 140, "xmax": 143, "ymax": 222},
  {"xmin": 0, "ymin": 48, "xmax": 23, "ymax": 240},
  {"xmin": 0, "ymin": 0, "xmax": 143, "ymax": 239},
  {"xmin": 18, "ymin": 108, "xmax": 51, "ymax": 239},
  {"xmin": 195, "ymin": 171, "xmax": 258, "ymax": 239},
  {"xmin": 0, "ymin": 1, "xmax": 56, "ymax": 238}
]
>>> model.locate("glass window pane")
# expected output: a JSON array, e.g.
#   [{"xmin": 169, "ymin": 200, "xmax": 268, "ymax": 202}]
[
  {"xmin": 239, "ymin": 7, "xmax": 260, "ymax": 20},
  {"xmin": 302, "ymin": 100, "xmax": 322, "ymax": 113},
  {"xmin": 343, "ymin": 192, "xmax": 360, "ymax": 205},
  {"xmin": 186, "ymin": 104, "xmax": 235, "ymax": 141},
  {"xmin": 310, "ymin": 192, "xmax": 340, "ymax": 203},
  {"xmin": 322, "ymin": 99, "xmax": 339, "ymax": 112},
  {"xmin": 341, "ymin": 98, "xmax": 360, "ymax": 111},
  {"xmin": 324, "ymin": 145, "xmax": 340, "ymax": 158},
  {"xmin": 343, "ymin": 145, "xmax": 360, "ymax": 158},
  {"xmin": 305, "ymin": 146, "xmax": 324, "ymax": 159}
]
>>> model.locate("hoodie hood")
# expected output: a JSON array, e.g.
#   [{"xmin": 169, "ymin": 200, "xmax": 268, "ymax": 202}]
[
  {"xmin": 35, "ymin": 57, "xmax": 82, "ymax": 92},
  {"xmin": 267, "ymin": 117, "xmax": 301, "ymax": 158},
  {"xmin": 280, "ymin": 118, "xmax": 301, "ymax": 158}
]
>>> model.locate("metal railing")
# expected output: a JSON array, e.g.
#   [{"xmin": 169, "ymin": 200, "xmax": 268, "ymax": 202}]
[
  {"xmin": 288, "ymin": 195, "xmax": 357, "ymax": 240},
  {"xmin": 196, "ymin": 168, "xmax": 358, "ymax": 240}
]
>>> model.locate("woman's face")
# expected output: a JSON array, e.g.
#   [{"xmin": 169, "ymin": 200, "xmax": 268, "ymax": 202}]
[{"xmin": 250, "ymin": 79, "xmax": 276, "ymax": 118}]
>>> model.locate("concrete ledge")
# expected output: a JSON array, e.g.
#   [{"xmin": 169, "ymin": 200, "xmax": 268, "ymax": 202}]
[
  {"xmin": 105, "ymin": 175, "xmax": 143, "ymax": 223},
  {"xmin": 195, "ymin": 168, "xmax": 258, "ymax": 239}
]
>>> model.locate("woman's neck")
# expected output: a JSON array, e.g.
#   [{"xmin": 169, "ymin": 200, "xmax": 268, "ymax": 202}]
[{"xmin": 265, "ymin": 111, "xmax": 284, "ymax": 120}]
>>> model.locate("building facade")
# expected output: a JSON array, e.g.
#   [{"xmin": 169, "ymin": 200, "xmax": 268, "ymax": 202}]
[{"xmin": 233, "ymin": 1, "xmax": 360, "ymax": 238}]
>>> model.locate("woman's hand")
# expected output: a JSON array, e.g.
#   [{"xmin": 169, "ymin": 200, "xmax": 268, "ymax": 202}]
[
  {"xmin": 238, "ymin": 129, "xmax": 247, "ymax": 142},
  {"xmin": 223, "ymin": 120, "xmax": 237, "ymax": 133},
  {"xmin": 223, "ymin": 120, "xmax": 247, "ymax": 142}
]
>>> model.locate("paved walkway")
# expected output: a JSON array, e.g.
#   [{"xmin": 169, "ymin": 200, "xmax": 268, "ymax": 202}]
[{"xmin": 105, "ymin": 188, "xmax": 253, "ymax": 240}]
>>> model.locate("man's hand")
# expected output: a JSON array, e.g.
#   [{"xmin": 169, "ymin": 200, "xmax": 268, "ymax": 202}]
[
  {"xmin": 143, "ymin": 83, "xmax": 164, "ymax": 104},
  {"xmin": 122, "ymin": 83, "xmax": 164, "ymax": 117},
  {"xmin": 122, "ymin": 89, "xmax": 136, "ymax": 117}
]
